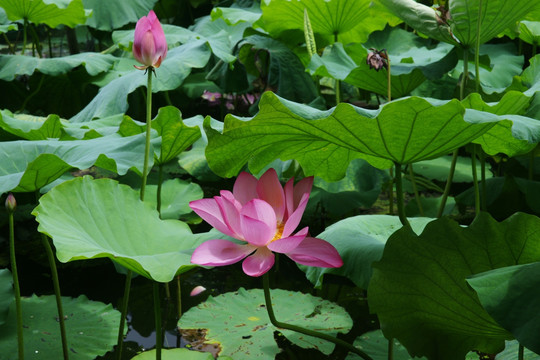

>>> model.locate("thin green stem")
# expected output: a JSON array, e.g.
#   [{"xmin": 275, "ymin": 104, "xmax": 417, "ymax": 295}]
[
  {"xmin": 460, "ymin": 49, "xmax": 469, "ymax": 100},
  {"xmin": 9, "ymin": 210, "xmax": 24, "ymax": 360},
  {"xmin": 474, "ymin": 0, "xmax": 483, "ymax": 92},
  {"xmin": 116, "ymin": 270, "xmax": 132, "ymax": 360},
  {"xmin": 518, "ymin": 344, "xmax": 524, "ymax": 360},
  {"xmin": 262, "ymin": 274, "xmax": 373, "ymax": 360},
  {"xmin": 28, "ymin": 23, "xmax": 42, "ymax": 58},
  {"xmin": 41, "ymin": 234, "xmax": 69, "ymax": 360},
  {"xmin": 22, "ymin": 19, "xmax": 28, "ymax": 55},
  {"xmin": 153, "ymin": 282, "xmax": 162, "ymax": 360},
  {"xmin": 388, "ymin": 338, "xmax": 393, "ymax": 360},
  {"xmin": 157, "ymin": 164, "xmax": 163, "ymax": 216},
  {"xmin": 437, "ymin": 150, "xmax": 459, "ymax": 218},
  {"xmin": 471, "ymin": 146, "xmax": 480, "ymax": 215},
  {"xmin": 388, "ymin": 167, "xmax": 394, "ymax": 215},
  {"xmin": 140, "ymin": 69, "xmax": 154, "ymax": 202},
  {"xmin": 408, "ymin": 164, "xmax": 424, "ymax": 216},
  {"xmin": 394, "ymin": 163, "xmax": 410, "ymax": 227},
  {"xmin": 3, "ymin": 33, "xmax": 15, "ymax": 54},
  {"xmin": 176, "ymin": 275, "xmax": 182, "ymax": 319},
  {"xmin": 19, "ymin": 73, "xmax": 45, "ymax": 113}
]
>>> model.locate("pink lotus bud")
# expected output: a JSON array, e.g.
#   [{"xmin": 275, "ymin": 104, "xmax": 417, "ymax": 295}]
[
  {"xmin": 133, "ymin": 10, "xmax": 167, "ymax": 70},
  {"xmin": 190, "ymin": 286, "xmax": 206, "ymax": 297},
  {"xmin": 5, "ymin": 193, "xmax": 16, "ymax": 213}
]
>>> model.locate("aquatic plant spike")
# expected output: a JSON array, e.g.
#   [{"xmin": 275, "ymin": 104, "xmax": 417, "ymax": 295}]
[
  {"xmin": 190, "ymin": 169, "xmax": 343, "ymax": 277},
  {"xmin": 133, "ymin": 10, "xmax": 167, "ymax": 70}
]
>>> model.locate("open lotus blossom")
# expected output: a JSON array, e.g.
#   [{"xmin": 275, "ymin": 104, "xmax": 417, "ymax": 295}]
[
  {"xmin": 190, "ymin": 169, "xmax": 343, "ymax": 277},
  {"xmin": 133, "ymin": 10, "xmax": 167, "ymax": 70}
]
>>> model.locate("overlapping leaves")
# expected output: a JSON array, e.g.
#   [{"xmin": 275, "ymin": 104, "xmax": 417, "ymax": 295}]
[{"xmin": 368, "ymin": 212, "xmax": 540, "ymax": 359}]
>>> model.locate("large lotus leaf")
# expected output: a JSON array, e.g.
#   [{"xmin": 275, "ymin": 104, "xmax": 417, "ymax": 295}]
[
  {"xmin": 377, "ymin": 0, "xmax": 540, "ymax": 47},
  {"xmin": 132, "ymin": 348, "xmax": 215, "ymax": 360},
  {"xmin": 204, "ymin": 92, "xmax": 500, "ymax": 181},
  {"xmin": 211, "ymin": 3, "xmax": 262, "ymax": 26},
  {"xmin": 449, "ymin": 43, "xmax": 523, "ymax": 95},
  {"xmin": 0, "ymin": 295, "xmax": 121, "ymax": 360},
  {"xmin": 114, "ymin": 18, "xmax": 248, "ymax": 64},
  {"xmin": 179, "ymin": 288, "xmax": 352, "ymax": 359},
  {"xmin": 465, "ymin": 110, "xmax": 540, "ymax": 157},
  {"xmin": 519, "ymin": 21, "xmax": 540, "ymax": 45},
  {"xmin": 33, "ymin": 177, "xmax": 206, "ymax": 282},
  {"xmin": 0, "ymin": 133, "xmax": 158, "ymax": 194},
  {"xmin": 467, "ymin": 262, "xmax": 540, "ymax": 355},
  {"xmin": 238, "ymin": 35, "xmax": 318, "ymax": 104},
  {"xmin": 0, "ymin": 0, "xmax": 89, "ymax": 28},
  {"xmin": 309, "ymin": 159, "xmax": 389, "ymax": 217},
  {"xmin": 496, "ymin": 340, "xmax": 540, "ymax": 360},
  {"xmin": 0, "ymin": 269, "xmax": 12, "ymax": 326},
  {"xmin": 462, "ymin": 92, "xmax": 538, "ymax": 157},
  {"xmin": 119, "ymin": 106, "xmax": 201, "ymax": 165},
  {"xmin": 449, "ymin": 0, "xmax": 540, "ymax": 47},
  {"xmin": 144, "ymin": 178, "xmax": 203, "ymax": 220},
  {"xmin": 368, "ymin": 212, "xmax": 540, "ymax": 359},
  {"xmin": 260, "ymin": 0, "xmax": 389, "ymax": 44},
  {"xmin": 0, "ymin": 53, "xmax": 117, "ymax": 81},
  {"xmin": 414, "ymin": 155, "xmax": 487, "ymax": 183},
  {"xmin": 348, "ymin": 330, "xmax": 427, "ymax": 360},
  {"xmin": 308, "ymin": 28, "xmax": 456, "ymax": 97},
  {"xmin": 299, "ymin": 215, "xmax": 432, "ymax": 290},
  {"xmin": 83, "ymin": 0, "xmax": 157, "ymax": 31},
  {"xmin": 70, "ymin": 41, "xmax": 211, "ymax": 122}
]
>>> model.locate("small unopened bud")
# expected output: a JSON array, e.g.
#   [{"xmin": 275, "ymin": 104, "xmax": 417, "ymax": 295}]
[
  {"xmin": 5, "ymin": 193, "xmax": 16, "ymax": 213},
  {"xmin": 366, "ymin": 48, "xmax": 389, "ymax": 71},
  {"xmin": 190, "ymin": 285, "xmax": 206, "ymax": 297}
]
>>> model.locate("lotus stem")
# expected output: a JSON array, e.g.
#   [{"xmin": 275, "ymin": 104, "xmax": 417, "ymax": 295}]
[
  {"xmin": 474, "ymin": 0, "xmax": 483, "ymax": 92},
  {"xmin": 471, "ymin": 146, "xmax": 480, "ymax": 215},
  {"xmin": 41, "ymin": 234, "xmax": 69, "ymax": 360},
  {"xmin": 8, "ymin": 195, "xmax": 24, "ymax": 360},
  {"xmin": 408, "ymin": 164, "xmax": 424, "ymax": 216},
  {"xmin": 116, "ymin": 270, "xmax": 132, "ymax": 360},
  {"xmin": 388, "ymin": 338, "xmax": 393, "ymax": 360},
  {"xmin": 519, "ymin": 344, "xmax": 524, "ymax": 360},
  {"xmin": 262, "ymin": 274, "xmax": 373, "ymax": 360},
  {"xmin": 394, "ymin": 163, "xmax": 410, "ymax": 228},
  {"xmin": 140, "ymin": 68, "xmax": 154, "ymax": 202},
  {"xmin": 437, "ymin": 150, "xmax": 459, "ymax": 218},
  {"xmin": 176, "ymin": 275, "xmax": 182, "ymax": 319},
  {"xmin": 22, "ymin": 19, "xmax": 28, "ymax": 55},
  {"xmin": 153, "ymin": 282, "xmax": 162, "ymax": 360}
]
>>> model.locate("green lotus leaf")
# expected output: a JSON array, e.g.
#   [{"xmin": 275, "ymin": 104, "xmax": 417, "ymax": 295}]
[
  {"xmin": 0, "ymin": 53, "xmax": 117, "ymax": 81},
  {"xmin": 467, "ymin": 262, "xmax": 540, "ymax": 355},
  {"xmin": 131, "ymin": 348, "xmax": 215, "ymax": 360},
  {"xmin": 144, "ymin": 178, "xmax": 203, "ymax": 220},
  {"xmin": 309, "ymin": 159, "xmax": 389, "ymax": 217},
  {"xmin": 238, "ymin": 35, "xmax": 318, "ymax": 104},
  {"xmin": 377, "ymin": 0, "xmax": 540, "ymax": 47},
  {"xmin": 260, "ymin": 0, "xmax": 390, "ymax": 44},
  {"xmin": 33, "ymin": 177, "xmax": 204, "ymax": 282},
  {"xmin": 368, "ymin": 212, "xmax": 540, "ymax": 359},
  {"xmin": 495, "ymin": 340, "xmax": 540, "ymax": 360},
  {"xmin": 204, "ymin": 92, "xmax": 500, "ymax": 181},
  {"xmin": 211, "ymin": 3, "xmax": 262, "ymax": 26},
  {"xmin": 179, "ymin": 288, "xmax": 352, "ymax": 359},
  {"xmin": 71, "ymin": 41, "xmax": 211, "ymax": 122},
  {"xmin": 299, "ymin": 215, "xmax": 432, "ymax": 290},
  {"xmin": 348, "ymin": 330, "xmax": 427, "ymax": 360},
  {"xmin": 413, "ymin": 155, "xmax": 488, "ymax": 183},
  {"xmin": 0, "ymin": 7, "xmax": 16, "ymax": 34},
  {"xmin": 0, "ymin": 269, "xmax": 12, "ymax": 326},
  {"xmin": 0, "ymin": 295, "xmax": 121, "ymax": 360},
  {"xmin": 449, "ymin": 43, "xmax": 523, "ymax": 95},
  {"xmin": 308, "ymin": 28, "xmax": 456, "ymax": 97},
  {"xmin": 0, "ymin": 0, "xmax": 89, "ymax": 28},
  {"xmin": 83, "ymin": 0, "xmax": 158, "ymax": 31},
  {"xmin": 462, "ymin": 92, "xmax": 538, "ymax": 157},
  {"xmin": 0, "ymin": 111, "xmax": 64, "ymax": 140},
  {"xmin": 519, "ymin": 21, "xmax": 540, "ymax": 45},
  {"xmin": 0, "ymin": 132, "xmax": 158, "ymax": 194}
]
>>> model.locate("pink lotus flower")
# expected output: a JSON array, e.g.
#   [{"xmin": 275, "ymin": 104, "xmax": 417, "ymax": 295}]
[
  {"xmin": 133, "ymin": 10, "xmax": 167, "ymax": 70},
  {"xmin": 190, "ymin": 169, "xmax": 343, "ymax": 277}
]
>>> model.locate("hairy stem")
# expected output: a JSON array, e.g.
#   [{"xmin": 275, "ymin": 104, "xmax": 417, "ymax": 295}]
[
  {"xmin": 437, "ymin": 150, "xmax": 459, "ymax": 218},
  {"xmin": 153, "ymin": 282, "xmax": 162, "ymax": 360},
  {"xmin": 9, "ymin": 208, "xmax": 24, "ymax": 360},
  {"xmin": 394, "ymin": 163, "xmax": 410, "ymax": 227}
]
